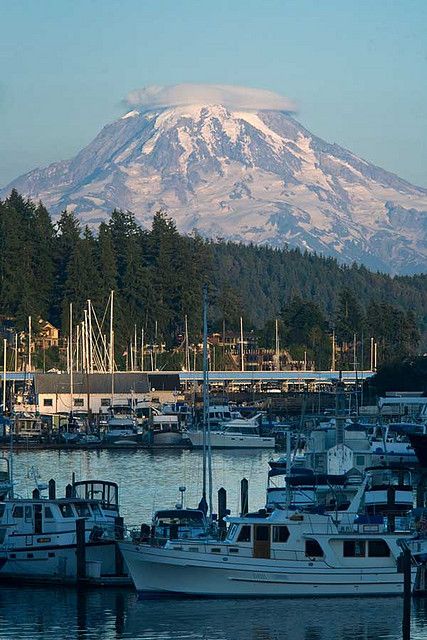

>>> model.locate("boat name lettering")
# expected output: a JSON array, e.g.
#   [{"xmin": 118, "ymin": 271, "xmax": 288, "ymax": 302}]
[{"xmin": 252, "ymin": 572, "xmax": 269, "ymax": 581}]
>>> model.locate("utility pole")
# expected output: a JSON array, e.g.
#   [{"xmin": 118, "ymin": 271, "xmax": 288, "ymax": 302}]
[
  {"xmin": 240, "ymin": 316, "xmax": 244, "ymax": 372},
  {"xmin": 275, "ymin": 318, "xmax": 280, "ymax": 371},
  {"xmin": 353, "ymin": 333, "xmax": 357, "ymax": 371},
  {"xmin": 331, "ymin": 330, "xmax": 336, "ymax": 371}
]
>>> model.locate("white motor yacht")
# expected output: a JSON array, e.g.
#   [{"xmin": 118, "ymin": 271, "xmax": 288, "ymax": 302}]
[
  {"xmin": 187, "ymin": 414, "xmax": 275, "ymax": 449},
  {"xmin": 120, "ymin": 482, "xmax": 422, "ymax": 597}
]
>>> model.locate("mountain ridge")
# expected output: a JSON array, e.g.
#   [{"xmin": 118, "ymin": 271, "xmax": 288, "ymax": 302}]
[{"xmin": 2, "ymin": 103, "xmax": 426, "ymax": 274}]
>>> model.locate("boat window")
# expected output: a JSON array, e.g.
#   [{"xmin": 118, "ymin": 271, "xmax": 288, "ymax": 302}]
[
  {"xmin": 0, "ymin": 505, "xmax": 5, "ymax": 519},
  {"xmin": 305, "ymin": 539, "xmax": 324, "ymax": 558},
  {"xmin": 74, "ymin": 503, "xmax": 91, "ymax": 517},
  {"xmin": 59, "ymin": 503, "xmax": 74, "ymax": 518},
  {"xmin": 0, "ymin": 528, "xmax": 6, "ymax": 544},
  {"xmin": 12, "ymin": 506, "xmax": 23, "ymax": 518},
  {"xmin": 44, "ymin": 506, "xmax": 54, "ymax": 519},
  {"xmin": 91, "ymin": 503, "xmax": 101, "ymax": 516},
  {"xmin": 368, "ymin": 540, "xmax": 390, "ymax": 558},
  {"xmin": 255, "ymin": 525, "xmax": 270, "ymax": 542},
  {"xmin": 343, "ymin": 540, "xmax": 366, "ymax": 558},
  {"xmin": 237, "ymin": 525, "xmax": 251, "ymax": 542},
  {"xmin": 226, "ymin": 524, "xmax": 238, "ymax": 540},
  {"xmin": 355, "ymin": 455, "xmax": 365, "ymax": 466},
  {"xmin": 273, "ymin": 526, "xmax": 290, "ymax": 543},
  {"xmin": 24, "ymin": 506, "xmax": 33, "ymax": 521}
]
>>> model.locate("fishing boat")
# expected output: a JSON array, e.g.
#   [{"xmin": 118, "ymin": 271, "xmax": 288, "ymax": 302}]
[
  {"xmin": 0, "ymin": 479, "xmax": 126, "ymax": 583},
  {"xmin": 120, "ymin": 480, "xmax": 421, "ymax": 597}
]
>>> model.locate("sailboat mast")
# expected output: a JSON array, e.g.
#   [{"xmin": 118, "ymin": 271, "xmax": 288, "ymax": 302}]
[
  {"xmin": 2, "ymin": 339, "xmax": 7, "ymax": 412},
  {"xmin": 70, "ymin": 303, "xmax": 74, "ymax": 414},
  {"xmin": 202, "ymin": 284, "xmax": 212, "ymax": 510}
]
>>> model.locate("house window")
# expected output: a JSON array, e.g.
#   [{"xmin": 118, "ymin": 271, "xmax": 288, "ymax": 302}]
[
  {"xmin": 273, "ymin": 526, "xmax": 290, "ymax": 543},
  {"xmin": 43, "ymin": 399, "xmax": 53, "ymax": 407},
  {"xmin": 101, "ymin": 398, "xmax": 111, "ymax": 407},
  {"xmin": 368, "ymin": 540, "xmax": 390, "ymax": 557},
  {"xmin": 305, "ymin": 539, "xmax": 324, "ymax": 558},
  {"xmin": 343, "ymin": 540, "xmax": 366, "ymax": 557},
  {"xmin": 237, "ymin": 525, "xmax": 251, "ymax": 542},
  {"xmin": 74, "ymin": 399, "xmax": 84, "ymax": 407}
]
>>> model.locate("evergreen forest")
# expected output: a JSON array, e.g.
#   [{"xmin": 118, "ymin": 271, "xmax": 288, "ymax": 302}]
[{"xmin": 0, "ymin": 190, "xmax": 426, "ymax": 371}]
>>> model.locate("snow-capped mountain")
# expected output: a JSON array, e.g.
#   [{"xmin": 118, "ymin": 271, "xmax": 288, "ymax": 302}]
[{"xmin": 2, "ymin": 94, "xmax": 427, "ymax": 274}]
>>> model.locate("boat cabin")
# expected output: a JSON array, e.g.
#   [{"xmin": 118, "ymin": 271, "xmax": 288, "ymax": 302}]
[{"xmin": 151, "ymin": 508, "xmax": 207, "ymax": 544}]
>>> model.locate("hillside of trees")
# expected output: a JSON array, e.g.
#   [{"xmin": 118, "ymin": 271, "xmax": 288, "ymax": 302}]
[{"xmin": 0, "ymin": 190, "xmax": 426, "ymax": 370}]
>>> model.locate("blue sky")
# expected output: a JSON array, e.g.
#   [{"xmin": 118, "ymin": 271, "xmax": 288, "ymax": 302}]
[{"xmin": 1, "ymin": 0, "xmax": 426, "ymax": 187}]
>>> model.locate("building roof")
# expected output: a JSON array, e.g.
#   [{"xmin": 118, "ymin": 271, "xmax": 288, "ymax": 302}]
[
  {"xmin": 34, "ymin": 372, "xmax": 150, "ymax": 395},
  {"xmin": 148, "ymin": 373, "xmax": 181, "ymax": 391}
]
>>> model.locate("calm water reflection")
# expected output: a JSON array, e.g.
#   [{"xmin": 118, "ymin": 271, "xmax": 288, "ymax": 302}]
[
  {"xmin": 0, "ymin": 449, "xmax": 426, "ymax": 640},
  {"xmin": 0, "ymin": 586, "xmax": 427, "ymax": 640}
]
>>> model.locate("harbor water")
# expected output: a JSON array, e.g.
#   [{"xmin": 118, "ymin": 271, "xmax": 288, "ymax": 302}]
[{"xmin": 1, "ymin": 448, "xmax": 427, "ymax": 640}]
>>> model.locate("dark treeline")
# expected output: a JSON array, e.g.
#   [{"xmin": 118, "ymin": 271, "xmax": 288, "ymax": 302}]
[{"xmin": 0, "ymin": 190, "xmax": 425, "ymax": 369}]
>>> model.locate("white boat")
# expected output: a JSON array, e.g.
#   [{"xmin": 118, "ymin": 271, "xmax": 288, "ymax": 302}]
[
  {"xmin": 120, "ymin": 484, "xmax": 420, "ymax": 597},
  {"xmin": 188, "ymin": 415, "xmax": 275, "ymax": 449},
  {"xmin": 0, "ymin": 480, "xmax": 124, "ymax": 583},
  {"xmin": 104, "ymin": 414, "xmax": 140, "ymax": 446},
  {"xmin": 149, "ymin": 415, "xmax": 187, "ymax": 447}
]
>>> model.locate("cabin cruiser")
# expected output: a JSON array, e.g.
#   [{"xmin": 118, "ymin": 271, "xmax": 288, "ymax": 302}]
[
  {"xmin": 103, "ymin": 405, "xmax": 140, "ymax": 446},
  {"xmin": 187, "ymin": 414, "xmax": 275, "ymax": 449},
  {"xmin": 145, "ymin": 415, "xmax": 188, "ymax": 447},
  {"xmin": 120, "ymin": 480, "xmax": 422, "ymax": 597},
  {"xmin": 204, "ymin": 404, "xmax": 243, "ymax": 429},
  {"xmin": 0, "ymin": 480, "xmax": 125, "ymax": 583}
]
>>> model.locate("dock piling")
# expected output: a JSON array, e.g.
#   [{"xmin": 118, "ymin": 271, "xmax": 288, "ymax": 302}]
[
  {"xmin": 76, "ymin": 518, "xmax": 86, "ymax": 580},
  {"xmin": 218, "ymin": 487, "xmax": 227, "ymax": 533},
  {"xmin": 401, "ymin": 547, "xmax": 412, "ymax": 640},
  {"xmin": 48, "ymin": 478, "xmax": 56, "ymax": 500},
  {"xmin": 240, "ymin": 478, "xmax": 249, "ymax": 516},
  {"xmin": 114, "ymin": 516, "xmax": 125, "ymax": 576}
]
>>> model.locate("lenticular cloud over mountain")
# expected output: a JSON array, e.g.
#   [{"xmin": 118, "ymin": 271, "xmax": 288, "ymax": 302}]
[
  {"xmin": 2, "ymin": 84, "xmax": 426, "ymax": 275},
  {"xmin": 124, "ymin": 83, "xmax": 297, "ymax": 112}
]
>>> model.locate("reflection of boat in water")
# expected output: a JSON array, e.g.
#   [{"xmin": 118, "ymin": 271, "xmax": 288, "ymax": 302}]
[{"xmin": 0, "ymin": 584, "xmax": 413, "ymax": 640}]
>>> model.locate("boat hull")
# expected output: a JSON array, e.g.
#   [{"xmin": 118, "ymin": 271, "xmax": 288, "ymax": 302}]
[
  {"xmin": 120, "ymin": 542, "xmax": 414, "ymax": 598},
  {"xmin": 0, "ymin": 540, "xmax": 121, "ymax": 583}
]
